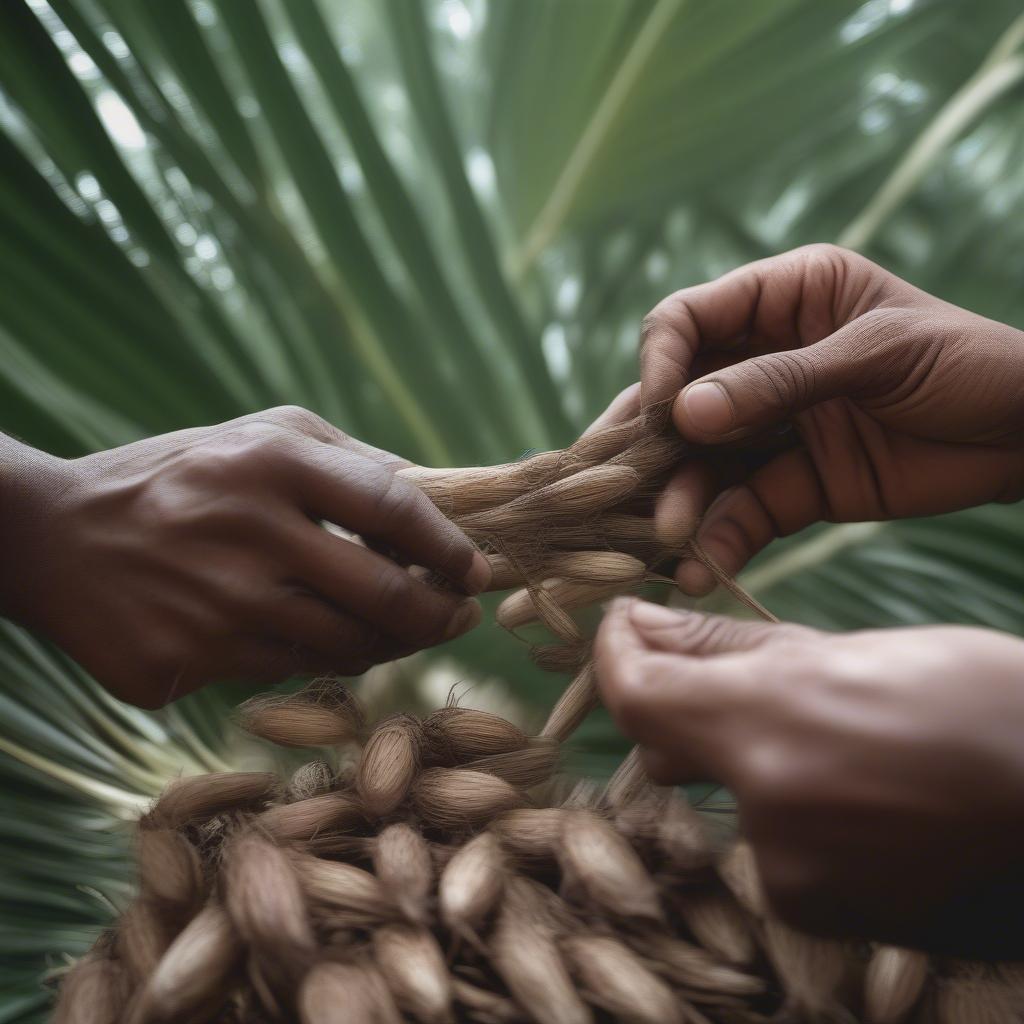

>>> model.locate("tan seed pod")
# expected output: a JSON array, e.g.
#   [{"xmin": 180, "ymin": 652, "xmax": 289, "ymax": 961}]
[
  {"xmin": 142, "ymin": 771, "xmax": 278, "ymax": 830},
  {"xmin": 674, "ymin": 889, "xmax": 757, "ymax": 966},
  {"xmin": 116, "ymin": 899, "xmax": 171, "ymax": 986},
  {"xmin": 373, "ymin": 823, "xmax": 434, "ymax": 925},
  {"xmin": 136, "ymin": 829, "xmax": 204, "ymax": 917},
  {"xmin": 658, "ymin": 797, "xmax": 717, "ymax": 874},
  {"xmin": 546, "ymin": 551, "xmax": 647, "ymax": 587},
  {"xmin": 562, "ymin": 934, "xmax": 684, "ymax": 1024},
  {"xmin": 496, "ymin": 578, "xmax": 627, "ymax": 634},
  {"xmin": 357, "ymin": 716, "xmax": 421, "ymax": 818},
  {"xmin": 530, "ymin": 640, "xmax": 591, "ymax": 675},
  {"xmin": 53, "ymin": 957, "xmax": 127, "ymax": 1024},
  {"xmin": 451, "ymin": 978, "xmax": 523, "ymax": 1023},
  {"xmin": 490, "ymin": 888, "xmax": 592, "ymax": 1024},
  {"xmin": 285, "ymin": 760, "xmax": 335, "ymax": 802},
  {"xmin": 422, "ymin": 707, "xmax": 528, "ymax": 765},
  {"xmin": 258, "ymin": 792, "xmax": 364, "ymax": 844},
  {"xmin": 295, "ymin": 852, "xmax": 393, "ymax": 923},
  {"xmin": 602, "ymin": 747, "xmax": 649, "ymax": 809},
  {"xmin": 412, "ymin": 769, "xmax": 523, "ymax": 830},
  {"xmin": 556, "ymin": 810, "xmax": 663, "ymax": 923},
  {"xmin": 238, "ymin": 695, "xmax": 362, "ymax": 748},
  {"xmin": 225, "ymin": 834, "xmax": 314, "ymax": 995},
  {"xmin": 864, "ymin": 946, "xmax": 929, "ymax": 1024},
  {"xmin": 762, "ymin": 918, "xmax": 848, "ymax": 1015},
  {"xmin": 125, "ymin": 904, "xmax": 240, "ymax": 1024},
  {"xmin": 299, "ymin": 960, "xmax": 401, "ymax": 1024},
  {"xmin": 438, "ymin": 831, "xmax": 505, "ymax": 935},
  {"xmin": 635, "ymin": 934, "xmax": 765, "ymax": 997},
  {"xmin": 716, "ymin": 841, "xmax": 763, "ymax": 915},
  {"xmin": 373, "ymin": 924, "xmax": 453, "ymax": 1024},
  {"xmin": 541, "ymin": 664, "xmax": 598, "ymax": 743},
  {"xmin": 932, "ymin": 975, "xmax": 1020, "ymax": 1024},
  {"xmin": 486, "ymin": 553, "xmax": 527, "ymax": 590},
  {"xmin": 490, "ymin": 808, "xmax": 566, "ymax": 861},
  {"xmin": 464, "ymin": 740, "xmax": 559, "ymax": 789}
]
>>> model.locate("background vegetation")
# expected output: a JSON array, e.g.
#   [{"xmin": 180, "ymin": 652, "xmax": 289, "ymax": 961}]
[{"xmin": 2, "ymin": 0, "xmax": 1024, "ymax": 1018}]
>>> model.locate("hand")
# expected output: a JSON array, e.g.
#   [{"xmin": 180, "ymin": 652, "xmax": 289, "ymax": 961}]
[
  {"xmin": 0, "ymin": 406, "xmax": 490, "ymax": 708},
  {"xmin": 630, "ymin": 244, "xmax": 1024, "ymax": 592},
  {"xmin": 595, "ymin": 598, "xmax": 1024, "ymax": 955}
]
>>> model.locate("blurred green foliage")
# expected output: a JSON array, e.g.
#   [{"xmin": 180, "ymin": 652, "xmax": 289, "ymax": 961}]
[{"xmin": 1, "ymin": 0, "xmax": 1024, "ymax": 1018}]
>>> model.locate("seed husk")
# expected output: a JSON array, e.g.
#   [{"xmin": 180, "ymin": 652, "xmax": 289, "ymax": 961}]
[
  {"xmin": 412, "ymin": 769, "xmax": 523, "ymax": 830},
  {"xmin": 422, "ymin": 708, "xmax": 529, "ymax": 765},
  {"xmin": 295, "ymin": 852, "xmax": 393, "ymax": 923},
  {"xmin": 52, "ymin": 957, "xmax": 127, "ymax": 1024},
  {"xmin": 490, "ymin": 808, "xmax": 566, "ymax": 862},
  {"xmin": 373, "ymin": 924, "xmax": 453, "ymax": 1024},
  {"xmin": 357, "ymin": 716, "xmax": 422, "ymax": 818},
  {"xmin": 143, "ymin": 772, "xmax": 278, "ymax": 830},
  {"xmin": 373, "ymin": 823, "xmax": 434, "ymax": 926},
  {"xmin": 258, "ymin": 792, "xmax": 365, "ymax": 844},
  {"xmin": 557, "ymin": 810, "xmax": 663, "ymax": 923},
  {"xmin": 136, "ymin": 829, "xmax": 204, "ymax": 917},
  {"xmin": 490, "ymin": 885, "xmax": 592, "ymax": 1024},
  {"xmin": 285, "ymin": 760, "xmax": 336, "ymax": 803},
  {"xmin": 439, "ymin": 831, "xmax": 505, "ymax": 935},
  {"xmin": 673, "ymin": 889, "xmax": 757, "ymax": 965},
  {"xmin": 541, "ymin": 665, "xmax": 598, "ymax": 743},
  {"xmin": 763, "ymin": 918, "xmax": 848, "ymax": 1015},
  {"xmin": 125, "ymin": 904, "xmax": 240, "ymax": 1024},
  {"xmin": 562, "ymin": 934, "xmax": 684, "ymax": 1024},
  {"xmin": 864, "ymin": 945, "xmax": 929, "ymax": 1024},
  {"xmin": 635, "ymin": 934, "xmax": 765, "ymax": 997},
  {"xmin": 299, "ymin": 960, "xmax": 401, "ymax": 1024},
  {"xmin": 464, "ymin": 740, "xmax": 560, "ymax": 789}
]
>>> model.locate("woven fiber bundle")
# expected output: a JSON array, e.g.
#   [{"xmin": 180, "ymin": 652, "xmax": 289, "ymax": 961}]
[{"xmin": 53, "ymin": 412, "xmax": 1024, "ymax": 1023}]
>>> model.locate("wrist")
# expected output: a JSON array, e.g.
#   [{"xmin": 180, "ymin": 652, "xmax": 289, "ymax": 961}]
[{"xmin": 0, "ymin": 436, "xmax": 75, "ymax": 624}]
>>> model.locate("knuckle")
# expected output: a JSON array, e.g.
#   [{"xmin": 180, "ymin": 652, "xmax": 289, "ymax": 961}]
[
  {"xmin": 640, "ymin": 293, "xmax": 688, "ymax": 348},
  {"xmin": 265, "ymin": 404, "xmax": 327, "ymax": 434},
  {"xmin": 747, "ymin": 349, "xmax": 816, "ymax": 410},
  {"xmin": 368, "ymin": 471, "xmax": 422, "ymax": 534}
]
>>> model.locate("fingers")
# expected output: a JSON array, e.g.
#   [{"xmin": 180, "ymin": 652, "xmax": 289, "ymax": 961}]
[
  {"xmin": 674, "ymin": 448, "xmax": 827, "ymax": 595},
  {"xmin": 290, "ymin": 443, "xmax": 491, "ymax": 595},
  {"xmin": 594, "ymin": 599, "xmax": 779, "ymax": 783},
  {"xmin": 583, "ymin": 383, "xmax": 642, "ymax": 436},
  {"xmin": 285, "ymin": 518, "xmax": 483, "ymax": 653}
]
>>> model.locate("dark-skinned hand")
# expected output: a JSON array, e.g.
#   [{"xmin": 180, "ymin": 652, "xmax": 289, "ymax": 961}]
[
  {"xmin": 593, "ymin": 243, "xmax": 1024, "ymax": 589},
  {"xmin": 0, "ymin": 406, "xmax": 490, "ymax": 708},
  {"xmin": 596, "ymin": 599, "xmax": 1024, "ymax": 958}
]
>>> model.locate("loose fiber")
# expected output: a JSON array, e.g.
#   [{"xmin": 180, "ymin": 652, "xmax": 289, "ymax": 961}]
[{"xmin": 55, "ymin": 410, "xmax": 1024, "ymax": 1022}]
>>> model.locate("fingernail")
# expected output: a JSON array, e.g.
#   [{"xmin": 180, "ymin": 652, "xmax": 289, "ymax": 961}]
[
  {"xmin": 464, "ymin": 550, "xmax": 492, "ymax": 595},
  {"xmin": 681, "ymin": 382, "xmax": 734, "ymax": 434},
  {"xmin": 444, "ymin": 599, "xmax": 482, "ymax": 640},
  {"xmin": 627, "ymin": 600, "xmax": 688, "ymax": 630}
]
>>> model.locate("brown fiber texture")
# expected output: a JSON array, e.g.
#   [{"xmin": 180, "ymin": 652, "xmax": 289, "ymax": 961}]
[{"xmin": 53, "ymin": 412, "xmax": 1024, "ymax": 1023}]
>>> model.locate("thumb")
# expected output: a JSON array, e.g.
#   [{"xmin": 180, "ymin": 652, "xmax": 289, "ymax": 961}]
[{"xmin": 673, "ymin": 325, "xmax": 871, "ymax": 442}]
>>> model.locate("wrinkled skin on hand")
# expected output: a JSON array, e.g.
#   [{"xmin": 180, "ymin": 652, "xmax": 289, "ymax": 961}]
[
  {"xmin": 595, "ymin": 244, "xmax": 1024, "ymax": 592},
  {"xmin": 596, "ymin": 599, "xmax": 1024, "ymax": 957},
  {"xmin": 0, "ymin": 406, "xmax": 490, "ymax": 708}
]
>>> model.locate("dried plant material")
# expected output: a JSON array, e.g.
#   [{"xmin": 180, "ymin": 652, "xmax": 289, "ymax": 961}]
[
  {"xmin": 464, "ymin": 740, "xmax": 560, "ymax": 789},
  {"xmin": 373, "ymin": 924, "xmax": 453, "ymax": 1024},
  {"xmin": 258, "ymin": 792, "xmax": 364, "ymax": 844},
  {"xmin": 286, "ymin": 760, "xmax": 335, "ymax": 803},
  {"xmin": 422, "ymin": 708, "xmax": 528, "ymax": 765},
  {"xmin": 373, "ymin": 823, "xmax": 434, "ymax": 925},
  {"xmin": 451, "ymin": 978, "xmax": 523, "ymax": 1023},
  {"xmin": 238, "ymin": 682, "xmax": 363, "ymax": 747},
  {"xmin": 295, "ymin": 853, "xmax": 393, "ymax": 923},
  {"xmin": 116, "ymin": 899, "xmax": 172, "ymax": 985},
  {"xmin": 486, "ymin": 553, "xmax": 526, "ymax": 590},
  {"xmin": 540, "ymin": 665, "xmax": 598, "ymax": 743},
  {"xmin": 562, "ymin": 934, "xmax": 684, "ymax": 1024},
  {"xmin": 357, "ymin": 716, "xmax": 421, "ymax": 818},
  {"xmin": 530, "ymin": 640, "xmax": 590, "ymax": 674},
  {"xmin": 932, "ymin": 974, "xmax": 1021, "ymax": 1024},
  {"xmin": 299, "ymin": 960, "xmax": 401, "ymax": 1024},
  {"xmin": 490, "ymin": 808, "xmax": 565, "ymax": 862},
  {"xmin": 762, "ymin": 918, "xmax": 848, "ymax": 1016},
  {"xmin": 636, "ymin": 935, "xmax": 765, "ymax": 997},
  {"xmin": 602, "ymin": 747, "xmax": 648, "ymax": 809},
  {"xmin": 557, "ymin": 810, "xmax": 663, "ymax": 923},
  {"xmin": 53, "ymin": 957, "xmax": 127, "ymax": 1024},
  {"xmin": 439, "ymin": 831, "xmax": 505, "ymax": 935},
  {"xmin": 124, "ymin": 905, "xmax": 240, "ymax": 1024},
  {"xmin": 674, "ymin": 890, "xmax": 757, "ymax": 966},
  {"xmin": 225, "ymin": 835, "xmax": 314, "ymax": 995},
  {"xmin": 496, "ymin": 578, "xmax": 628, "ymax": 633},
  {"xmin": 143, "ymin": 772, "xmax": 278, "ymax": 829},
  {"xmin": 491, "ymin": 889, "xmax": 592, "ymax": 1024},
  {"xmin": 136, "ymin": 829, "xmax": 204, "ymax": 917},
  {"xmin": 716, "ymin": 842, "xmax": 764, "ymax": 916},
  {"xmin": 864, "ymin": 946, "xmax": 929, "ymax": 1024},
  {"xmin": 412, "ymin": 769, "xmax": 523, "ymax": 830}
]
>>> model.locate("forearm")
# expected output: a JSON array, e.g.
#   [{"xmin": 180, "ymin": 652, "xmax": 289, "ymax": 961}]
[{"xmin": 0, "ymin": 433, "xmax": 70, "ymax": 622}]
